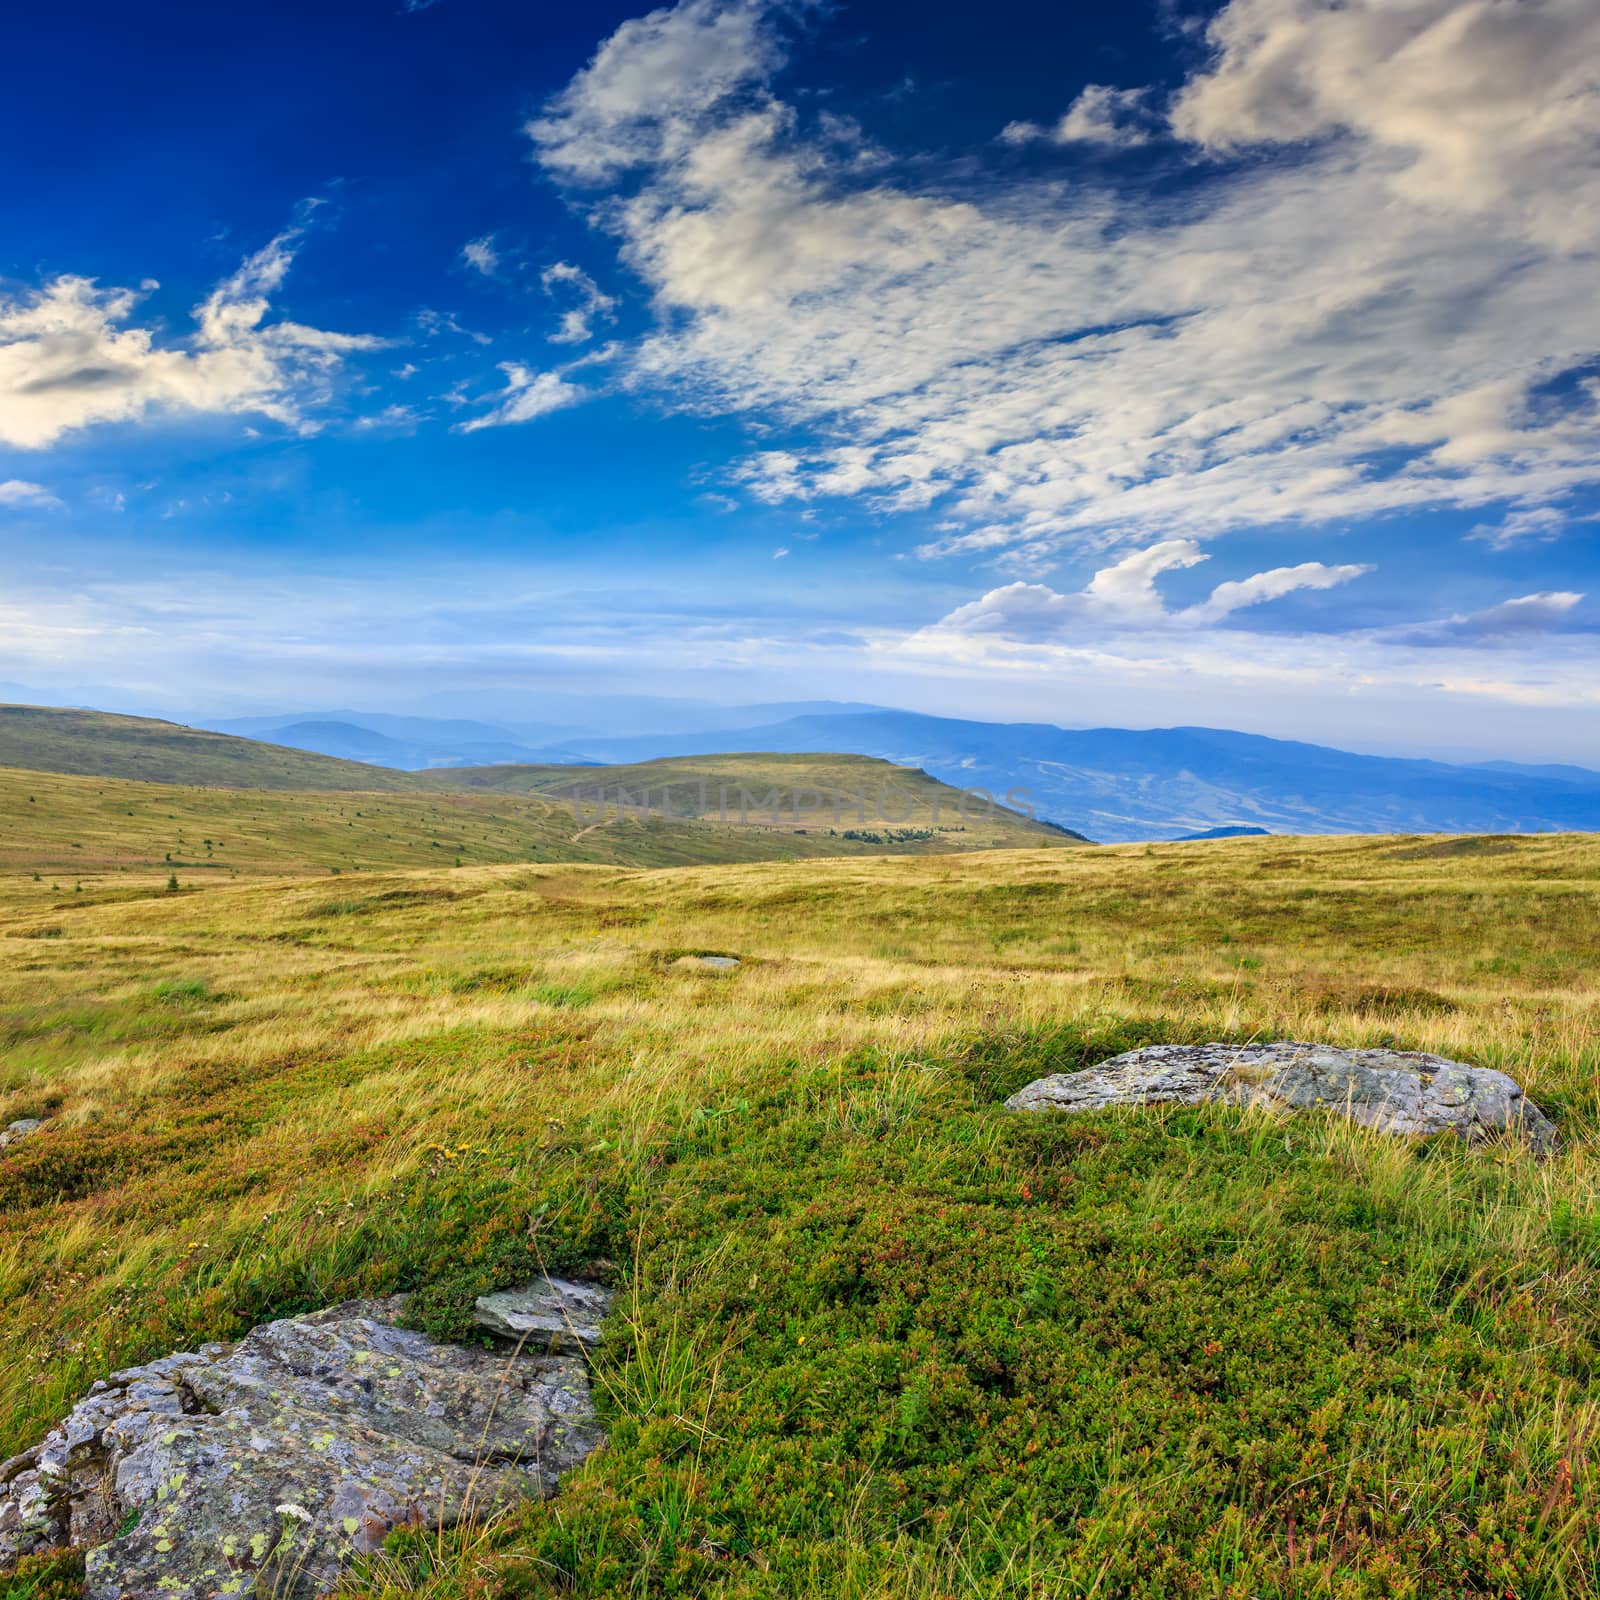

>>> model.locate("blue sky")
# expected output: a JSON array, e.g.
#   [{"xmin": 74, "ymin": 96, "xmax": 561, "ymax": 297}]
[{"xmin": 2, "ymin": 0, "xmax": 1597, "ymax": 761}]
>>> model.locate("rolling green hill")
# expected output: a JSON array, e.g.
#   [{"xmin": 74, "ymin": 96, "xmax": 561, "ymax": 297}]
[
  {"xmin": 0, "ymin": 759, "xmax": 1082, "ymax": 908},
  {"xmin": 425, "ymin": 751, "xmax": 1088, "ymax": 846},
  {"xmin": 0, "ymin": 705, "xmax": 420, "ymax": 791},
  {"xmin": 0, "ymin": 713, "xmax": 1085, "ymax": 892}
]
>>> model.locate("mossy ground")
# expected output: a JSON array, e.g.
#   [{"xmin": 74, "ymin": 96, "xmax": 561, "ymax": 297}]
[{"xmin": 2, "ymin": 833, "xmax": 1598, "ymax": 1597}]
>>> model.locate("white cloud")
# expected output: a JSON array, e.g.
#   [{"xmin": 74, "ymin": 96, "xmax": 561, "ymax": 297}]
[
  {"xmin": 461, "ymin": 235, "xmax": 500, "ymax": 275},
  {"xmin": 352, "ymin": 403, "xmax": 423, "ymax": 433},
  {"xmin": 1171, "ymin": 0, "xmax": 1600, "ymax": 247},
  {"xmin": 0, "ymin": 228, "xmax": 382, "ymax": 449},
  {"xmin": 526, "ymin": 0, "xmax": 1600, "ymax": 577},
  {"xmin": 1185, "ymin": 559, "xmax": 1374, "ymax": 624},
  {"xmin": 0, "ymin": 480, "xmax": 62, "ymax": 510},
  {"xmin": 932, "ymin": 539, "xmax": 1370, "ymax": 639},
  {"xmin": 772, "ymin": 545, "xmax": 789, "ymax": 559},
  {"xmin": 1467, "ymin": 505, "xmax": 1580, "ymax": 549},
  {"xmin": 528, "ymin": 0, "xmax": 781, "ymax": 183},
  {"xmin": 416, "ymin": 307, "xmax": 492, "ymax": 345},
  {"xmin": 457, "ymin": 364, "xmax": 587, "ymax": 431},
  {"xmin": 541, "ymin": 262, "xmax": 618, "ymax": 344},
  {"xmin": 1004, "ymin": 85, "xmax": 1160, "ymax": 149},
  {"xmin": 1390, "ymin": 590, "xmax": 1586, "ymax": 647}
]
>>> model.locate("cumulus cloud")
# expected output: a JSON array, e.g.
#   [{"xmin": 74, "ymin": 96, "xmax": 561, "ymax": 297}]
[
  {"xmin": 1002, "ymin": 85, "xmax": 1160, "ymax": 149},
  {"xmin": 525, "ymin": 0, "xmax": 1600, "ymax": 577},
  {"xmin": 1171, "ymin": 0, "xmax": 1600, "ymax": 246},
  {"xmin": 541, "ymin": 262, "xmax": 618, "ymax": 344},
  {"xmin": 456, "ymin": 363, "xmax": 587, "ymax": 431},
  {"xmin": 461, "ymin": 235, "xmax": 500, "ymax": 275},
  {"xmin": 528, "ymin": 0, "xmax": 781, "ymax": 183},
  {"xmin": 0, "ymin": 480, "xmax": 62, "ymax": 510},
  {"xmin": 932, "ymin": 539, "xmax": 1370, "ymax": 639},
  {"xmin": 1390, "ymin": 590, "xmax": 1587, "ymax": 647},
  {"xmin": 0, "ymin": 229, "xmax": 382, "ymax": 449}
]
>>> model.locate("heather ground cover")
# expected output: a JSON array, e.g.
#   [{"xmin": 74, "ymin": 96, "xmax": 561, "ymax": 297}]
[{"xmin": 2, "ymin": 832, "xmax": 1598, "ymax": 1596}]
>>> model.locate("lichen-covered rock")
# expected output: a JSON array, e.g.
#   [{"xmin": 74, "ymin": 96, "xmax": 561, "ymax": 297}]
[
  {"xmin": 475, "ymin": 1277, "xmax": 611, "ymax": 1351},
  {"xmin": 1005, "ymin": 1042, "xmax": 1556, "ymax": 1149},
  {"xmin": 0, "ymin": 1118, "xmax": 43, "ymax": 1150},
  {"xmin": 0, "ymin": 1281, "xmax": 611, "ymax": 1599}
]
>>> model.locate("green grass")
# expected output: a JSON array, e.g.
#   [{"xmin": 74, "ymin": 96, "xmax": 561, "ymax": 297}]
[
  {"xmin": 423, "ymin": 752, "xmax": 1089, "ymax": 844},
  {"xmin": 1, "ymin": 833, "xmax": 1598, "ymax": 1596},
  {"xmin": 0, "ymin": 705, "xmax": 420, "ymax": 791},
  {"xmin": 0, "ymin": 761, "xmax": 1079, "ymax": 903}
]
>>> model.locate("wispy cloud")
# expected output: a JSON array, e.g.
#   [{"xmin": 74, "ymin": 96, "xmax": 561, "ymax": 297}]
[
  {"xmin": 1388, "ymin": 591, "xmax": 1587, "ymax": 648},
  {"xmin": 541, "ymin": 262, "xmax": 618, "ymax": 345},
  {"xmin": 0, "ymin": 480, "xmax": 62, "ymax": 510},
  {"xmin": 1467, "ymin": 505, "xmax": 1584, "ymax": 550},
  {"xmin": 526, "ymin": 0, "xmax": 1600, "ymax": 579},
  {"xmin": 456, "ymin": 363, "xmax": 587, "ymax": 431},
  {"xmin": 460, "ymin": 235, "xmax": 500, "ymax": 276},
  {"xmin": 0, "ymin": 223, "xmax": 382, "ymax": 449}
]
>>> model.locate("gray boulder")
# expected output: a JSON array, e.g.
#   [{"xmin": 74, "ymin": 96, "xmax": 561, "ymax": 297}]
[
  {"xmin": 475, "ymin": 1277, "xmax": 612, "ymax": 1351},
  {"xmin": 0, "ymin": 1118, "xmax": 43, "ymax": 1150},
  {"xmin": 1005, "ymin": 1041, "xmax": 1556, "ymax": 1149},
  {"xmin": 0, "ymin": 1280, "xmax": 611, "ymax": 1599}
]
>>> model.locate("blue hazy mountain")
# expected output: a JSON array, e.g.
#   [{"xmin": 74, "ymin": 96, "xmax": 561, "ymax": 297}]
[
  {"xmin": 208, "ymin": 701, "xmax": 891, "ymax": 764},
  {"xmin": 509, "ymin": 712, "xmax": 1600, "ymax": 843},
  {"xmin": 209, "ymin": 715, "xmax": 558, "ymax": 770}
]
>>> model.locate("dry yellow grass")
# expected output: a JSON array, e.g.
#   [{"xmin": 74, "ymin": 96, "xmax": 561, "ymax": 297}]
[{"xmin": 2, "ymin": 831, "xmax": 1598, "ymax": 1595}]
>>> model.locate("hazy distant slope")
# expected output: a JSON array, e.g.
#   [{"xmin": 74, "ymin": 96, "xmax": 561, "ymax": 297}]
[
  {"xmin": 524, "ymin": 712, "xmax": 1600, "ymax": 841},
  {"xmin": 422, "ymin": 751, "xmax": 1090, "ymax": 846},
  {"xmin": 0, "ymin": 705, "xmax": 422, "ymax": 791},
  {"xmin": 209, "ymin": 711, "xmax": 561, "ymax": 769}
]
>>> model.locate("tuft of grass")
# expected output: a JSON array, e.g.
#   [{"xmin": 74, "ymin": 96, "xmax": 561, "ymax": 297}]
[
  {"xmin": 149, "ymin": 977, "xmax": 213, "ymax": 1006},
  {"xmin": 0, "ymin": 1550, "xmax": 84, "ymax": 1600}
]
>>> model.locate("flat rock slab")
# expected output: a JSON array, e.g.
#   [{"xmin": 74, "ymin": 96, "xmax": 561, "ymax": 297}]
[
  {"xmin": 1005, "ymin": 1042, "xmax": 1556, "ymax": 1150},
  {"xmin": 475, "ymin": 1278, "xmax": 611, "ymax": 1350},
  {"xmin": 0, "ymin": 1279, "xmax": 612, "ymax": 1599},
  {"xmin": 672, "ymin": 954, "xmax": 740, "ymax": 972},
  {"xmin": 0, "ymin": 1118, "xmax": 43, "ymax": 1150}
]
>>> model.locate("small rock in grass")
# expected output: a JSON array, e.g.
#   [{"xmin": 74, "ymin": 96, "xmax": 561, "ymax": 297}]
[
  {"xmin": 0, "ymin": 1118, "xmax": 43, "ymax": 1150},
  {"xmin": 1005, "ymin": 1041, "xmax": 1556, "ymax": 1150},
  {"xmin": 474, "ymin": 1277, "xmax": 613, "ymax": 1351},
  {"xmin": 672, "ymin": 954, "xmax": 740, "ymax": 973}
]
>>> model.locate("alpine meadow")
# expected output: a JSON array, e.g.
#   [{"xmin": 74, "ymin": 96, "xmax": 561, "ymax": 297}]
[{"xmin": 4, "ymin": 0, "xmax": 1600, "ymax": 1597}]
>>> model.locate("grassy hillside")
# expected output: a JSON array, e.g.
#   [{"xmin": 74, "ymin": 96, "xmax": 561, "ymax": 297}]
[
  {"xmin": 0, "ymin": 711, "xmax": 1084, "ymax": 862},
  {"xmin": 0, "ymin": 705, "xmax": 421, "ymax": 791},
  {"xmin": 2, "ymin": 834, "xmax": 1598, "ymax": 1596},
  {"xmin": 427, "ymin": 751, "xmax": 1086, "ymax": 845},
  {"xmin": 0, "ymin": 758, "xmax": 1081, "ymax": 909}
]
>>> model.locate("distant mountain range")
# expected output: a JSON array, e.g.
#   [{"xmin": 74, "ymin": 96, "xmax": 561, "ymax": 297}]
[
  {"xmin": 204, "ymin": 701, "xmax": 890, "ymax": 771},
  {"xmin": 10, "ymin": 697, "xmax": 1600, "ymax": 842},
  {"xmin": 505, "ymin": 711, "xmax": 1600, "ymax": 843},
  {"xmin": 211, "ymin": 714, "xmax": 560, "ymax": 770}
]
